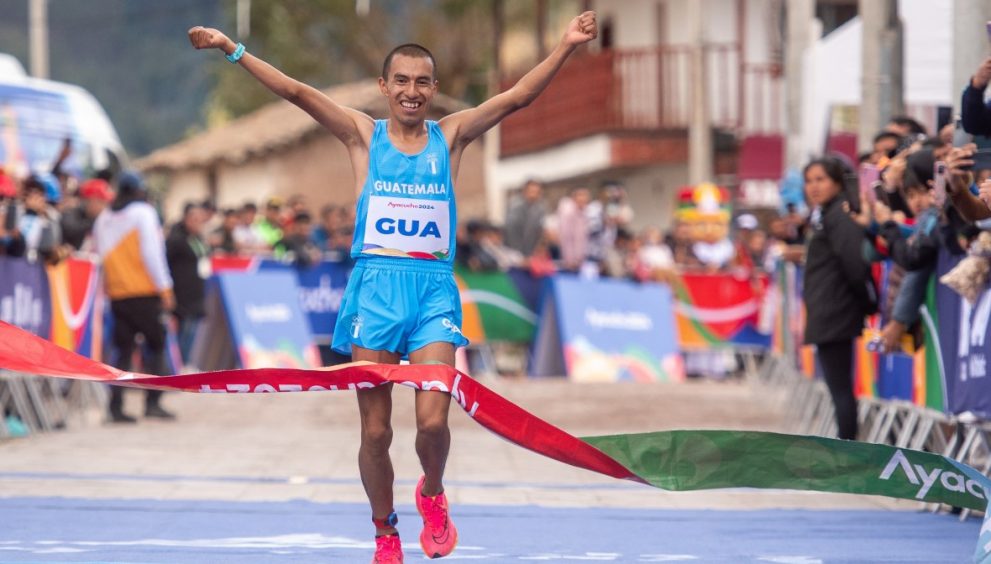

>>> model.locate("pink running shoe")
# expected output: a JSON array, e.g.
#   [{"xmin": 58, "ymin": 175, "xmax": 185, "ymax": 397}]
[
  {"xmin": 372, "ymin": 533, "xmax": 403, "ymax": 564},
  {"xmin": 415, "ymin": 475, "xmax": 458, "ymax": 559}
]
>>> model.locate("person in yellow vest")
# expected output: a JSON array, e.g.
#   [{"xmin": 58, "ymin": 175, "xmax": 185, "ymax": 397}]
[{"xmin": 93, "ymin": 171, "xmax": 176, "ymax": 423}]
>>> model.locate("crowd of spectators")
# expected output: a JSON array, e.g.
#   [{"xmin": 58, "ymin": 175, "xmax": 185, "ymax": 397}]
[
  {"xmin": 456, "ymin": 177, "xmax": 808, "ymax": 285},
  {"xmin": 0, "ymin": 164, "xmax": 360, "ymax": 271},
  {"xmin": 792, "ymin": 55, "xmax": 991, "ymax": 441},
  {"xmin": 3, "ymin": 51, "xmax": 991, "ymax": 426}
]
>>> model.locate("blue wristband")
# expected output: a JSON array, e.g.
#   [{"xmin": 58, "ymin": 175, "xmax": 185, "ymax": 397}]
[{"xmin": 226, "ymin": 43, "xmax": 245, "ymax": 64}]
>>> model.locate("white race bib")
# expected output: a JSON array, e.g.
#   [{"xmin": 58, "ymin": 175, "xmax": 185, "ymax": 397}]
[{"xmin": 363, "ymin": 195, "xmax": 450, "ymax": 258}]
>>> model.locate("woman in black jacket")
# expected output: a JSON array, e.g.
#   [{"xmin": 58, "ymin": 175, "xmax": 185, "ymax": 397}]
[{"xmin": 802, "ymin": 157, "xmax": 875, "ymax": 440}]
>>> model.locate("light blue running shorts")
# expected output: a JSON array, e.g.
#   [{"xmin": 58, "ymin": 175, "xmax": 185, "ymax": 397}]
[{"xmin": 331, "ymin": 257, "xmax": 470, "ymax": 356}]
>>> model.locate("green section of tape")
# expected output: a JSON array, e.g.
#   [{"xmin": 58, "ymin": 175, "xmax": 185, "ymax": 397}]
[{"xmin": 581, "ymin": 430, "xmax": 991, "ymax": 512}]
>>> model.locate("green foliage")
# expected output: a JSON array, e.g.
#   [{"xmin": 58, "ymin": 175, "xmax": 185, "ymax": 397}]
[{"xmin": 209, "ymin": 0, "xmax": 496, "ymax": 120}]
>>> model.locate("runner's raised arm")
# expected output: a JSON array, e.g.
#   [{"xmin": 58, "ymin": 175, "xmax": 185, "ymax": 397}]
[
  {"xmin": 187, "ymin": 26, "xmax": 373, "ymax": 148},
  {"xmin": 440, "ymin": 11, "xmax": 598, "ymax": 148}
]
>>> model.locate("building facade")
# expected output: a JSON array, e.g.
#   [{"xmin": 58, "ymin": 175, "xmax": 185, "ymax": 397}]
[{"xmin": 488, "ymin": 0, "xmax": 786, "ymax": 229}]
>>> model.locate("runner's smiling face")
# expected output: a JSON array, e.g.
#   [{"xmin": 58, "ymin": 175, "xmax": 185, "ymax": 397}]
[{"xmin": 379, "ymin": 54, "xmax": 437, "ymax": 128}]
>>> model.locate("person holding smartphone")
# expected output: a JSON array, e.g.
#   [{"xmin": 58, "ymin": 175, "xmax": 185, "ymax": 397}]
[
  {"xmin": 947, "ymin": 144, "xmax": 991, "ymax": 221},
  {"xmin": 872, "ymin": 150, "xmax": 942, "ymax": 352}
]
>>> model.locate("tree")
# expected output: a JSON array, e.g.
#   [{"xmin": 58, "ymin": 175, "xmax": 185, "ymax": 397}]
[{"xmin": 208, "ymin": 0, "xmax": 497, "ymax": 120}]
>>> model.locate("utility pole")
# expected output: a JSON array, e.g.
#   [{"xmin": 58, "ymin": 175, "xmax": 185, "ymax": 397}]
[
  {"xmin": 490, "ymin": 0, "xmax": 503, "ymax": 97},
  {"xmin": 484, "ymin": 0, "xmax": 506, "ymax": 224},
  {"xmin": 952, "ymin": 0, "xmax": 991, "ymax": 117},
  {"xmin": 237, "ymin": 0, "xmax": 252, "ymax": 39},
  {"xmin": 355, "ymin": 0, "xmax": 370, "ymax": 17},
  {"xmin": 687, "ymin": 0, "xmax": 712, "ymax": 184},
  {"xmin": 29, "ymin": 0, "xmax": 49, "ymax": 79},
  {"xmin": 859, "ymin": 0, "xmax": 903, "ymax": 152},
  {"xmin": 536, "ymin": 0, "xmax": 548, "ymax": 61},
  {"xmin": 784, "ymin": 0, "xmax": 815, "ymax": 170}
]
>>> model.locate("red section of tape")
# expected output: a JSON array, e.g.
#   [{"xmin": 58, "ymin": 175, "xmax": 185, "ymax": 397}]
[{"xmin": 0, "ymin": 321, "xmax": 641, "ymax": 483}]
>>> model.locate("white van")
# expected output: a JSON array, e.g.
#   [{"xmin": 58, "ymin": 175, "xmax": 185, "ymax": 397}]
[{"xmin": 0, "ymin": 53, "xmax": 126, "ymax": 178}]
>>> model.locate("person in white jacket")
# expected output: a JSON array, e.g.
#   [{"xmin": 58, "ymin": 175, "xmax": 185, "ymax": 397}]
[{"xmin": 93, "ymin": 171, "xmax": 175, "ymax": 423}]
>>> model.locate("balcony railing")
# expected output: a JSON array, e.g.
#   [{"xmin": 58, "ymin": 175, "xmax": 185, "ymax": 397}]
[{"xmin": 499, "ymin": 44, "xmax": 783, "ymax": 158}]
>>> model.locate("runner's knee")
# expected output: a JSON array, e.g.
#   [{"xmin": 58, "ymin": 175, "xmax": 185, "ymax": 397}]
[
  {"xmin": 416, "ymin": 415, "xmax": 449, "ymax": 437},
  {"xmin": 361, "ymin": 423, "xmax": 393, "ymax": 451}
]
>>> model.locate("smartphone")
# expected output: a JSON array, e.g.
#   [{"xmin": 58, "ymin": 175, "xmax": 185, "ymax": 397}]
[
  {"xmin": 987, "ymin": 21, "xmax": 991, "ymax": 41},
  {"xmin": 933, "ymin": 161, "xmax": 948, "ymax": 208},
  {"xmin": 3, "ymin": 203, "xmax": 18, "ymax": 232},
  {"xmin": 953, "ymin": 119, "xmax": 974, "ymax": 148},
  {"xmin": 872, "ymin": 181, "xmax": 890, "ymax": 206},
  {"xmin": 858, "ymin": 164, "xmax": 879, "ymax": 208},
  {"xmin": 972, "ymin": 149, "xmax": 991, "ymax": 173}
]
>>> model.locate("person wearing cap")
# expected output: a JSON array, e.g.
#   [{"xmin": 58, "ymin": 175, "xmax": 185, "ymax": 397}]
[
  {"xmin": 735, "ymin": 213, "xmax": 758, "ymax": 231},
  {"xmin": 35, "ymin": 172, "xmax": 63, "ymax": 209},
  {"xmin": 61, "ymin": 178, "xmax": 114, "ymax": 251},
  {"xmin": 93, "ymin": 171, "xmax": 176, "ymax": 423},
  {"xmin": 4, "ymin": 175, "xmax": 62, "ymax": 262},
  {"xmin": 732, "ymin": 213, "xmax": 763, "ymax": 272}
]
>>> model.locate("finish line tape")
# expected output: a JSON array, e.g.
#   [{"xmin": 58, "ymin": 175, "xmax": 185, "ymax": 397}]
[{"xmin": 1, "ymin": 320, "xmax": 989, "ymax": 562}]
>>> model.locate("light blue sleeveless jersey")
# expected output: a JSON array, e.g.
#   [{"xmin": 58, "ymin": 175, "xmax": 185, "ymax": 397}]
[
  {"xmin": 351, "ymin": 120, "xmax": 456, "ymax": 263},
  {"xmin": 332, "ymin": 119, "xmax": 468, "ymax": 356}
]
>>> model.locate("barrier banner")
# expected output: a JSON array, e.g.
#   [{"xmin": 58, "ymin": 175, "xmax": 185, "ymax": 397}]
[
  {"xmin": 919, "ymin": 275, "xmax": 946, "ymax": 411},
  {"xmin": 531, "ymin": 275, "xmax": 683, "ymax": 382},
  {"xmin": 673, "ymin": 272, "xmax": 771, "ymax": 349},
  {"xmin": 505, "ymin": 267, "xmax": 544, "ymax": 313},
  {"xmin": 935, "ymin": 251, "xmax": 991, "ymax": 418},
  {"xmin": 45, "ymin": 256, "xmax": 103, "ymax": 360},
  {"xmin": 206, "ymin": 257, "xmax": 349, "ymax": 349},
  {"xmin": 876, "ymin": 352, "xmax": 915, "ymax": 401},
  {"xmin": 455, "ymin": 266, "xmax": 536, "ymax": 344},
  {"xmin": 0, "ymin": 256, "xmax": 51, "ymax": 338},
  {"xmin": 206, "ymin": 257, "xmax": 534, "ymax": 346},
  {"xmin": 214, "ymin": 271, "xmax": 320, "ymax": 370},
  {"xmin": 259, "ymin": 260, "xmax": 349, "ymax": 346},
  {"xmin": 853, "ymin": 330, "xmax": 878, "ymax": 398},
  {"xmin": 2, "ymin": 319, "xmax": 991, "ymax": 563}
]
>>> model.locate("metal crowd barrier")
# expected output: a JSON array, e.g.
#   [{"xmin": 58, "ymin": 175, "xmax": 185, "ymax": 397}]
[{"xmin": 0, "ymin": 369, "xmax": 107, "ymax": 439}]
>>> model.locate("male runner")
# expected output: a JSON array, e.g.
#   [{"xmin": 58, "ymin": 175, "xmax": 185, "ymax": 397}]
[{"xmin": 189, "ymin": 12, "xmax": 597, "ymax": 563}]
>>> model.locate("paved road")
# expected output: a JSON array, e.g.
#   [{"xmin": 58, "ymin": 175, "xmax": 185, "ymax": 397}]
[
  {"xmin": 0, "ymin": 496, "xmax": 978, "ymax": 563},
  {"xmin": 0, "ymin": 379, "xmax": 981, "ymax": 562}
]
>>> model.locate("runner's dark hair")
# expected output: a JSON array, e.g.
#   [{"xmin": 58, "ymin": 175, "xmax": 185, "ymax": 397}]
[{"xmin": 382, "ymin": 44, "xmax": 436, "ymax": 79}]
